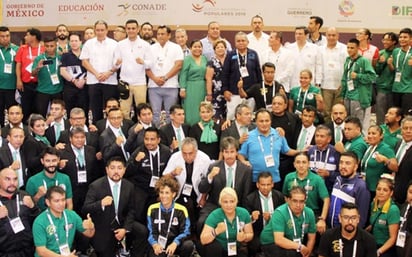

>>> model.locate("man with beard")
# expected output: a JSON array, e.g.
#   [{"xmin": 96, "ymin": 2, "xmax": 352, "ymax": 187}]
[
  {"xmin": 327, "ymin": 152, "xmax": 370, "ymax": 229},
  {"xmin": 140, "ymin": 22, "xmax": 156, "ymax": 45},
  {"xmin": 319, "ymin": 203, "xmax": 377, "ymax": 257},
  {"xmin": 26, "ymin": 147, "xmax": 73, "ymax": 210},
  {"xmin": 55, "ymin": 24, "xmax": 70, "ymax": 55},
  {"xmin": 0, "ymin": 167, "xmax": 40, "ymax": 257},
  {"xmin": 381, "ymin": 106, "xmax": 402, "ymax": 148},
  {"xmin": 326, "ymin": 103, "xmax": 347, "ymax": 145}
]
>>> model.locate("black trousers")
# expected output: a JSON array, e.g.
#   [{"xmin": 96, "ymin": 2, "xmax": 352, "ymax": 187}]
[
  {"xmin": 0, "ymin": 88, "xmax": 17, "ymax": 126},
  {"xmin": 63, "ymin": 84, "xmax": 89, "ymax": 119},
  {"xmin": 21, "ymin": 82, "xmax": 37, "ymax": 123},
  {"xmin": 88, "ymin": 83, "xmax": 119, "ymax": 124},
  {"xmin": 35, "ymin": 91, "xmax": 63, "ymax": 117}
]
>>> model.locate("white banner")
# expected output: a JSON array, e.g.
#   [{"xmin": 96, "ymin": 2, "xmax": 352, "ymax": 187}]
[{"xmin": 1, "ymin": 0, "xmax": 411, "ymax": 30}]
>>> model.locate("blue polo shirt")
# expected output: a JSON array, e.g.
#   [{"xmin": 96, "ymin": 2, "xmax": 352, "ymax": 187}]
[{"xmin": 239, "ymin": 127, "xmax": 290, "ymax": 182}]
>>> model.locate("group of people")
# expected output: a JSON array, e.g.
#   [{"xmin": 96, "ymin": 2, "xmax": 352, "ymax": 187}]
[{"xmin": 0, "ymin": 13, "xmax": 412, "ymax": 257}]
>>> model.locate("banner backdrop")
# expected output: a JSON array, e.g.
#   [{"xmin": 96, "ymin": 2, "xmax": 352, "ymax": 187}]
[{"xmin": 2, "ymin": 0, "xmax": 412, "ymax": 30}]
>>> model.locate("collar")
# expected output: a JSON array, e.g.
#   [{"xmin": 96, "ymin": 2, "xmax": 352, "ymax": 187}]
[
  {"xmin": 108, "ymin": 177, "xmax": 122, "ymax": 188},
  {"xmin": 7, "ymin": 143, "xmax": 19, "ymax": 153}
]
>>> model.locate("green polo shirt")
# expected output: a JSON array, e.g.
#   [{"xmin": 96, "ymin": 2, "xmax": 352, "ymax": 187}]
[
  {"xmin": 289, "ymin": 85, "xmax": 320, "ymax": 113},
  {"xmin": 205, "ymin": 207, "xmax": 251, "ymax": 248},
  {"xmin": 32, "ymin": 53, "xmax": 62, "ymax": 94},
  {"xmin": 33, "ymin": 209, "xmax": 85, "ymax": 256},
  {"xmin": 260, "ymin": 203, "xmax": 316, "ymax": 245},
  {"xmin": 369, "ymin": 201, "xmax": 400, "ymax": 245},
  {"xmin": 282, "ymin": 171, "xmax": 329, "ymax": 212},
  {"xmin": 361, "ymin": 142, "xmax": 395, "ymax": 191},
  {"xmin": 0, "ymin": 44, "xmax": 19, "ymax": 89},
  {"xmin": 344, "ymin": 134, "xmax": 368, "ymax": 161},
  {"xmin": 381, "ymin": 124, "xmax": 402, "ymax": 149},
  {"xmin": 391, "ymin": 47, "xmax": 412, "ymax": 93},
  {"xmin": 26, "ymin": 171, "xmax": 73, "ymax": 210}
]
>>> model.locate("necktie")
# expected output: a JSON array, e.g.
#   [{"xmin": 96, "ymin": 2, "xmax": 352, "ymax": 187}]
[
  {"xmin": 12, "ymin": 150, "xmax": 18, "ymax": 161},
  {"xmin": 118, "ymin": 130, "xmax": 130, "ymax": 159},
  {"xmin": 226, "ymin": 167, "xmax": 234, "ymax": 187},
  {"xmin": 240, "ymin": 126, "xmax": 248, "ymax": 135},
  {"xmin": 396, "ymin": 142, "xmax": 408, "ymax": 162},
  {"xmin": 298, "ymin": 128, "xmax": 307, "ymax": 150},
  {"xmin": 176, "ymin": 128, "xmax": 182, "ymax": 149},
  {"xmin": 335, "ymin": 126, "xmax": 342, "ymax": 142},
  {"xmin": 75, "ymin": 148, "xmax": 85, "ymax": 167},
  {"xmin": 151, "ymin": 153, "xmax": 158, "ymax": 174},
  {"xmin": 12, "ymin": 150, "xmax": 23, "ymax": 188},
  {"xmin": 55, "ymin": 123, "xmax": 62, "ymax": 141},
  {"xmin": 262, "ymin": 196, "xmax": 269, "ymax": 212},
  {"xmin": 113, "ymin": 183, "xmax": 119, "ymax": 212}
]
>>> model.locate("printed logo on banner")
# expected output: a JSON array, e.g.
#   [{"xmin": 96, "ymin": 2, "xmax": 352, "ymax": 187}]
[
  {"xmin": 192, "ymin": 0, "xmax": 216, "ymax": 12},
  {"xmin": 116, "ymin": 2, "xmax": 167, "ymax": 16},
  {"xmin": 118, "ymin": 3, "xmax": 131, "ymax": 16},
  {"xmin": 392, "ymin": 6, "xmax": 412, "ymax": 16},
  {"xmin": 338, "ymin": 0, "xmax": 355, "ymax": 17}
]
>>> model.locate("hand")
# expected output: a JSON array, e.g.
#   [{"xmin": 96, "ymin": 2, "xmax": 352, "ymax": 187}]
[
  {"xmin": 74, "ymin": 78, "xmax": 86, "ymax": 89},
  {"xmin": 101, "ymin": 196, "xmax": 113, "ymax": 207},
  {"xmin": 0, "ymin": 205, "xmax": 8, "ymax": 218},
  {"xmin": 242, "ymin": 160, "xmax": 252, "ymax": 167},
  {"xmin": 82, "ymin": 213, "xmax": 95, "ymax": 230},
  {"xmin": 9, "ymin": 160, "xmax": 21, "ymax": 170},
  {"xmin": 236, "ymin": 231, "xmax": 247, "ymax": 242},
  {"xmin": 59, "ymin": 159, "xmax": 68, "ymax": 169},
  {"xmin": 16, "ymin": 80, "xmax": 23, "ymax": 91},
  {"xmin": 135, "ymin": 152, "xmax": 146, "ymax": 162},
  {"xmin": 136, "ymin": 57, "xmax": 144, "ymax": 65},
  {"xmin": 68, "ymin": 250, "xmax": 78, "ymax": 257},
  {"xmin": 96, "ymin": 151, "xmax": 103, "ymax": 160},
  {"xmin": 116, "ymin": 135, "xmax": 125, "ymax": 146},
  {"xmin": 223, "ymin": 91, "xmax": 232, "ymax": 102},
  {"xmin": 409, "ymin": 56, "xmax": 412, "ymax": 66},
  {"xmin": 276, "ymin": 127, "xmax": 285, "ymax": 137},
  {"xmin": 89, "ymin": 124, "xmax": 98, "ymax": 132},
  {"xmin": 179, "ymin": 90, "xmax": 186, "ymax": 99},
  {"xmin": 36, "ymin": 59, "xmax": 45, "ymax": 69},
  {"xmin": 55, "ymin": 143, "xmax": 66, "ymax": 150},
  {"xmin": 208, "ymin": 167, "xmax": 220, "ymax": 180},
  {"xmin": 206, "ymin": 94, "xmax": 212, "ymax": 101},
  {"xmin": 114, "ymin": 228, "xmax": 126, "ymax": 241},
  {"xmin": 170, "ymin": 137, "xmax": 179, "ymax": 150},
  {"xmin": 239, "ymin": 133, "xmax": 249, "ymax": 144},
  {"xmin": 301, "ymin": 245, "xmax": 310, "ymax": 257},
  {"xmin": 237, "ymin": 78, "xmax": 243, "ymax": 89},
  {"xmin": 154, "ymin": 76, "xmax": 165, "ymax": 86},
  {"xmin": 22, "ymin": 195, "xmax": 35, "ymax": 208},
  {"xmin": 350, "ymin": 71, "xmax": 357, "ymax": 79},
  {"xmin": 165, "ymin": 242, "xmax": 177, "ymax": 255},
  {"xmin": 215, "ymin": 222, "xmax": 227, "ymax": 235},
  {"xmin": 173, "ymin": 166, "xmax": 183, "ymax": 176},
  {"xmin": 134, "ymin": 123, "xmax": 144, "ymax": 133},
  {"xmin": 152, "ymin": 243, "xmax": 163, "ymax": 255},
  {"xmin": 251, "ymin": 210, "xmax": 260, "ymax": 221},
  {"xmin": 198, "ymin": 194, "xmax": 207, "ymax": 208},
  {"xmin": 387, "ymin": 55, "xmax": 393, "ymax": 65},
  {"xmin": 378, "ymin": 55, "xmax": 386, "ymax": 63},
  {"xmin": 221, "ymin": 119, "xmax": 232, "ymax": 130},
  {"xmin": 262, "ymin": 212, "xmax": 271, "ymax": 222},
  {"xmin": 115, "ymin": 58, "xmax": 122, "ymax": 66},
  {"xmin": 315, "ymin": 93, "xmax": 322, "ymax": 101},
  {"xmin": 316, "ymin": 219, "xmax": 326, "ymax": 234},
  {"xmin": 334, "ymin": 141, "xmax": 345, "ymax": 153},
  {"xmin": 36, "ymin": 186, "xmax": 47, "ymax": 199},
  {"xmin": 45, "ymin": 115, "xmax": 55, "ymax": 126},
  {"xmin": 374, "ymin": 153, "xmax": 386, "ymax": 163},
  {"xmin": 316, "ymin": 169, "xmax": 330, "ymax": 178}
]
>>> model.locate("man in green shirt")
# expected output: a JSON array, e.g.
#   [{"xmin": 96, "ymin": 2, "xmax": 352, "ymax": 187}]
[
  {"xmin": 260, "ymin": 186, "xmax": 317, "ymax": 257},
  {"xmin": 33, "ymin": 186, "xmax": 95, "ymax": 257},
  {"xmin": 283, "ymin": 153, "xmax": 330, "ymax": 234},
  {"xmin": 0, "ymin": 26, "xmax": 19, "ymax": 126},
  {"xmin": 389, "ymin": 28, "xmax": 412, "ymax": 116},
  {"xmin": 381, "ymin": 106, "xmax": 402, "ymax": 148},
  {"xmin": 32, "ymin": 37, "xmax": 63, "ymax": 117},
  {"xmin": 26, "ymin": 147, "xmax": 73, "ymax": 211},
  {"xmin": 335, "ymin": 116, "xmax": 367, "ymax": 162}
]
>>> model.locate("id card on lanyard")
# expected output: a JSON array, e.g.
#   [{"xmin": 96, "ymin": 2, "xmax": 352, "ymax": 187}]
[
  {"xmin": 258, "ymin": 134, "xmax": 275, "ymax": 168},
  {"xmin": 0, "ymin": 194, "xmax": 25, "ymax": 234},
  {"xmin": 287, "ymin": 206, "xmax": 306, "ymax": 244},
  {"xmin": 46, "ymin": 209, "xmax": 70, "ymax": 256},
  {"xmin": 224, "ymin": 216, "xmax": 240, "ymax": 256},
  {"xmin": 157, "ymin": 206, "xmax": 175, "ymax": 249}
]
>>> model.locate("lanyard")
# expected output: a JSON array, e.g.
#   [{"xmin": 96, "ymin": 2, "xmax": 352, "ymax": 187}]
[
  {"xmin": 396, "ymin": 47, "xmax": 411, "ymax": 72},
  {"xmin": 43, "ymin": 179, "xmax": 58, "ymax": 190},
  {"xmin": 236, "ymin": 49, "xmax": 247, "ymax": 67},
  {"xmin": 158, "ymin": 206, "xmax": 175, "ymax": 238},
  {"xmin": 150, "ymin": 151, "xmax": 161, "ymax": 176},
  {"xmin": 313, "ymin": 148, "xmax": 330, "ymax": 170},
  {"xmin": 0, "ymin": 194, "xmax": 20, "ymax": 217},
  {"xmin": 44, "ymin": 56, "xmax": 59, "ymax": 74},
  {"xmin": 294, "ymin": 177, "xmax": 310, "ymax": 198},
  {"xmin": 346, "ymin": 57, "xmax": 359, "ymax": 79},
  {"xmin": 29, "ymin": 45, "xmax": 41, "ymax": 60},
  {"xmin": 400, "ymin": 204, "xmax": 410, "ymax": 231},
  {"xmin": 46, "ymin": 209, "xmax": 69, "ymax": 246},
  {"xmin": 257, "ymin": 134, "xmax": 274, "ymax": 154},
  {"xmin": 339, "ymin": 238, "xmax": 357, "ymax": 257},
  {"xmin": 287, "ymin": 206, "xmax": 306, "ymax": 241},
  {"xmin": 361, "ymin": 145, "xmax": 377, "ymax": 171},
  {"xmin": 0, "ymin": 47, "xmax": 15, "ymax": 63},
  {"xmin": 262, "ymin": 81, "xmax": 276, "ymax": 105},
  {"xmin": 295, "ymin": 87, "xmax": 309, "ymax": 111},
  {"xmin": 224, "ymin": 216, "xmax": 240, "ymax": 241}
]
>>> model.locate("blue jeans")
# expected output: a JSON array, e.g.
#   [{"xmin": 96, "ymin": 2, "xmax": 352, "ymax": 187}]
[{"xmin": 148, "ymin": 87, "xmax": 178, "ymax": 127}]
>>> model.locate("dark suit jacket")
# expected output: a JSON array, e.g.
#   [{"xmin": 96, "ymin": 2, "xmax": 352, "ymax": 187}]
[
  {"xmin": 100, "ymin": 128, "xmax": 130, "ymax": 163},
  {"xmin": 45, "ymin": 119, "xmax": 70, "ymax": 146},
  {"xmin": 221, "ymin": 121, "xmax": 256, "ymax": 144},
  {"xmin": 95, "ymin": 118, "xmax": 134, "ymax": 135},
  {"xmin": 293, "ymin": 126, "xmax": 316, "ymax": 148},
  {"xmin": 394, "ymin": 140, "xmax": 412, "ymax": 204},
  {"xmin": 271, "ymin": 111, "xmax": 301, "ymax": 148},
  {"xmin": 244, "ymin": 189, "xmax": 285, "ymax": 235},
  {"xmin": 325, "ymin": 122, "xmax": 348, "ymax": 146},
  {"xmin": 159, "ymin": 123, "xmax": 190, "ymax": 151},
  {"xmin": 1, "ymin": 124, "xmax": 30, "ymax": 138},
  {"xmin": 124, "ymin": 123, "xmax": 155, "ymax": 153},
  {"xmin": 22, "ymin": 134, "xmax": 49, "ymax": 176},
  {"xmin": 82, "ymin": 177, "xmax": 136, "ymax": 253},
  {"xmin": 58, "ymin": 130, "xmax": 100, "ymax": 151},
  {"xmin": 199, "ymin": 160, "xmax": 252, "ymax": 207},
  {"xmin": 0, "ymin": 144, "xmax": 29, "ymax": 186},
  {"xmin": 59, "ymin": 144, "xmax": 100, "ymax": 213}
]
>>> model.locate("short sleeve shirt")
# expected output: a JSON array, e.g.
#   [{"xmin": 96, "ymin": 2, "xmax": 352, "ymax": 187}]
[{"xmin": 369, "ymin": 201, "xmax": 400, "ymax": 245}]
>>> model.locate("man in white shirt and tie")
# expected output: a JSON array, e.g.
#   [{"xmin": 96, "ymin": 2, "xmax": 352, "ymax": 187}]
[
  {"xmin": 296, "ymin": 106, "xmax": 317, "ymax": 151},
  {"xmin": 326, "ymin": 103, "xmax": 347, "ymax": 145}
]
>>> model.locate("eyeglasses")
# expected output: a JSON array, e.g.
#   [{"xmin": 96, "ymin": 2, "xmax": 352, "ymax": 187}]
[{"xmin": 341, "ymin": 215, "xmax": 359, "ymax": 222}]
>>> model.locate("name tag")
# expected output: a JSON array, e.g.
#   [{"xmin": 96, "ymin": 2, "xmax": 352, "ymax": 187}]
[
  {"xmin": 182, "ymin": 183, "xmax": 193, "ymax": 196},
  {"xmin": 149, "ymin": 176, "xmax": 159, "ymax": 188},
  {"xmin": 264, "ymin": 155, "xmax": 275, "ymax": 167},
  {"xmin": 50, "ymin": 74, "xmax": 60, "ymax": 85},
  {"xmin": 59, "ymin": 243, "xmax": 71, "ymax": 256},
  {"xmin": 4, "ymin": 63, "xmax": 12, "ymax": 74},
  {"xmin": 395, "ymin": 72, "xmax": 402, "ymax": 82},
  {"xmin": 77, "ymin": 169, "xmax": 87, "ymax": 183},
  {"xmin": 347, "ymin": 80, "xmax": 354, "ymax": 91},
  {"xmin": 239, "ymin": 67, "xmax": 249, "ymax": 78},
  {"xmin": 227, "ymin": 242, "xmax": 237, "ymax": 256},
  {"xmin": 10, "ymin": 217, "xmax": 25, "ymax": 234}
]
